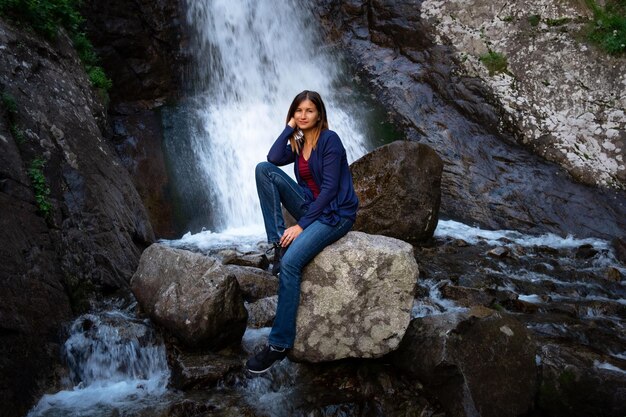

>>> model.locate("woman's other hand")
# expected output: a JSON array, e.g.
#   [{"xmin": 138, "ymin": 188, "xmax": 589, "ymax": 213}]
[
  {"xmin": 288, "ymin": 117, "xmax": 296, "ymax": 128},
  {"xmin": 280, "ymin": 224, "xmax": 303, "ymax": 247}
]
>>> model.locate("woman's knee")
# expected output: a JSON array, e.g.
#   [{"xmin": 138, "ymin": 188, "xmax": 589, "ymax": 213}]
[
  {"xmin": 280, "ymin": 251, "xmax": 303, "ymax": 276},
  {"xmin": 255, "ymin": 161, "xmax": 274, "ymax": 179}
]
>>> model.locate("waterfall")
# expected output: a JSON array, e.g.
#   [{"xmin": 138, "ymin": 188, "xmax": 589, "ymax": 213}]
[
  {"xmin": 178, "ymin": 0, "xmax": 369, "ymax": 232},
  {"xmin": 27, "ymin": 310, "xmax": 172, "ymax": 417}
]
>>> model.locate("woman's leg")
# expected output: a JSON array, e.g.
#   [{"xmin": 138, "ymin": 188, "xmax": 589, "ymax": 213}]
[
  {"xmin": 255, "ymin": 162, "xmax": 307, "ymax": 243},
  {"xmin": 268, "ymin": 217, "xmax": 354, "ymax": 348}
]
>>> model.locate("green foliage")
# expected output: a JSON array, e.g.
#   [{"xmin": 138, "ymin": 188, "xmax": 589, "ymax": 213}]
[
  {"xmin": 0, "ymin": 0, "xmax": 83, "ymax": 40},
  {"xmin": 0, "ymin": 0, "xmax": 112, "ymax": 90},
  {"xmin": 87, "ymin": 65, "xmax": 112, "ymax": 91},
  {"xmin": 546, "ymin": 17, "xmax": 571, "ymax": 26},
  {"xmin": 479, "ymin": 50, "xmax": 510, "ymax": 76},
  {"xmin": 1, "ymin": 92, "xmax": 18, "ymax": 114},
  {"xmin": 27, "ymin": 158, "xmax": 52, "ymax": 221},
  {"xmin": 585, "ymin": 0, "xmax": 626, "ymax": 55},
  {"xmin": 529, "ymin": 14, "xmax": 542, "ymax": 26},
  {"xmin": 501, "ymin": 15, "xmax": 515, "ymax": 22}
]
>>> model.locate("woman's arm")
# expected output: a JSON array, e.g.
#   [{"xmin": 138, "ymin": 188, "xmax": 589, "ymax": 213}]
[
  {"xmin": 267, "ymin": 123, "xmax": 296, "ymax": 166},
  {"xmin": 296, "ymin": 133, "xmax": 343, "ymax": 229}
]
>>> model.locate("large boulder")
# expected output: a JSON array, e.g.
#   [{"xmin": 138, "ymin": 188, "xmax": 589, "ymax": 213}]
[
  {"xmin": 392, "ymin": 308, "xmax": 537, "ymax": 417},
  {"xmin": 289, "ymin": 231, "xmax": 418, "ymax": 362},
  {"xmin": 350, "ymin": 141, "xmax": 442, "ymax": 243},
  {"xmin": 131, "ymin": 244, "xmax": 248, "ymax": 349}
]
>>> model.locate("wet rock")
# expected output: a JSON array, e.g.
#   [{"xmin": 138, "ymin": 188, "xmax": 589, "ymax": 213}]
[
  {"xmin": 131, "ymin": 244, "xmax": 248, "ymax": 349},
  {"xmin": 611, "ymin": 237, "xmax": 626, "ymax": 265},
  {"xmin": 219, "ymin": 250, "xmax": 270, "ymax": 270},
  {"xmin": 440, "ymin": 284, "xmax": 495, "ymax": 307},
  {"xmin": 487, "ymin": 246, "xmax": 510, "ymax": 258},
  {"xmin": 169, "ymin": 351, "xmax": 243, "ymax": 390},
  {"xmin": 290, "ymin": 231, "xmax": 418, "ymax": 362},
  {"xmin": 350, "ymin": 141, "xmax": 443, "ymax": 243},
  {"xmin": 575, "ymin": 244, "xmax": 598, "ymax": 259},
  {"xmin": 245, "ymin": 296, "xmax": 278, "ymax": 328},
  {"xmin": 228, "ymin": 265, "xmax": 278, "ymax": 302},
  {"xmin": 538, "ymin": 343, "xmax": 626, "ymax": 417},
  {"xmin": 606, "ymin": 267, "xmax": 622, "ymax": 282},
  {"xmin": 393, "ymin": 309, "xmax": 537, "ymax": 417}
]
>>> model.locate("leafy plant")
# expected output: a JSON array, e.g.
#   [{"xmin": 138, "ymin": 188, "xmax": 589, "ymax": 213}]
[
  {"xmin": 27, "ymin": 158, "xmax": 53, "ymax": 221},
  {"xmin": 0, "ymin": 0, "xmax": 112, "ymax": 90},
  {"xmin": 585, "ymin": 0, "xmax": 626, "ymax": 55},
  {"xmin": 479, "ymin": 50, "xmax": 510, "ymax": 76},
  {"xmin": 529, "ymin": 14, "xmax": 542, "ymax": 27}
]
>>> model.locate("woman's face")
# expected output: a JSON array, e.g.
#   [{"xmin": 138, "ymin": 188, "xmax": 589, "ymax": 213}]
[{"xmin": 293, "ymin": 99, "xmax": 319, "ymax": 131}]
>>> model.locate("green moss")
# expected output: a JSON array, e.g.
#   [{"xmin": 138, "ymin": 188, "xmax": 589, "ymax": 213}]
[
  {"xmin": 501, "ymin": 15, "xmax": 515, "ymax": 22},
  {"xmin": 529, "ymin": 14, "xmax": 542, "ymax": 26},
  {"xmin": 585, "ymin": 0, "xmax": 626, "ymax": 55},
  {"xmin": 27, "ymin": 158, "xmax": 53, "ymax": 221},
  {"xmin": 87, "ymin": 65, "xmax": 112, "ymax": 91},
  {"xmin": 479, "ymin": 50, "xmax": 510, "ymax": 76},
  {"xmin": 546, "ymin": 17, "xmax": 571, "ymax": 26}
]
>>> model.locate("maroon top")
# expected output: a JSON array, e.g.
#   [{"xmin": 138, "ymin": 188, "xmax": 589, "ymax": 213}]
[{"xmin": 298, "ymin": 153, "xmax": 320, "ymax": 199}]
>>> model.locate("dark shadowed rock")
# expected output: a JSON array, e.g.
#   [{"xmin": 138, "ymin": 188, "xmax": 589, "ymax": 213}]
[
  {"xmin": 169, "ymin": 351, "xmax": 243, "ymax": 390},
  {"xmin": 228, "ymin": 265, "xmax": 278, "ymax": 302},
  {"xmin": 290, "ymin": 231, "xmax": 418, "ymax": 362},
  {"xmin": 351, "ymin": 141, "xmax": 442, "ymax": 243},
  {"xmin": 131, "ymin": 244, "xmax": 248, "ymax": 349},
  {"xmin": 537, "ymin": 343, "xmax": 626, "ymax": 417},
  {"xmin": 392, "ymin": 308, "xmax": 537, "ymax": 417}
]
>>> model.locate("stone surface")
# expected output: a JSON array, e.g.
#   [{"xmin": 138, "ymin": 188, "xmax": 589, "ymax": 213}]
[
  {"xmin": 245, "ymin": 296, "xmax": 278, "ymax": 329},
  {"xmin": 169, "ymin": 351, "xmax": 243, "ymax": 390},
  {"xmin": 537, "ymin": 343, "xmax": 626, "ymax": 417},
  {"xmin": 289, "ymin": 231, "xmax": 418, "ymax": 362},
  {"xmin": 351, "ymin": 141, "xmax": 442, "ymax": 243},
  {"xmin": 393, "ymin": 309, "xmax": 537, "ymax": 417},
  {"xmin": 131, "ymin": 244, "xmax": 248, "ymax": 349},
  {"xmin": 228, "ymin": 265, "xmax": 278, "ymax": 302},
  {"xmin": 81, "ymin": 0, "xmax": 188, "ymax": 238},
  {"xmin": 0, "ymin": 17, "xmax": 153, "ymax": 415},
  {"xmin": 310, "ymin": 0, "xmax": 626, "ymax": 240},
  {"xmin": 421, "ymin": 0, "xmax": 625, "ymax": 189}
]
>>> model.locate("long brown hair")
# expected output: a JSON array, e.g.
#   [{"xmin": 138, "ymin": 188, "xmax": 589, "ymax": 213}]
[{"xmin": 285, "ymin": 90, "xmax": 329, "ymax": 153}]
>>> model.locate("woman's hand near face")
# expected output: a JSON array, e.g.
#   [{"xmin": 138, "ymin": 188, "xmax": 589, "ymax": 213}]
[
  {"xmin": 280, "ymin": 224, "xmax": 303, "ymax": 247},
  {"xmin": 288, "ymin": 117, "xmax": 296, "ymax": 129}
]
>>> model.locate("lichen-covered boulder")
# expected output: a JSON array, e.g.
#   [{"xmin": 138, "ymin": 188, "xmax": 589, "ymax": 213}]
[
  {"xmin": 131, "ymin": 244, "xmax": 247, "ymax": 349},
  {"xmin": 350, "ymin": 141, "xmax": 443, "ymax": 243},
  {"xmin": 289, "ymin": 231, "xmax": 418, "ymax": 362}
]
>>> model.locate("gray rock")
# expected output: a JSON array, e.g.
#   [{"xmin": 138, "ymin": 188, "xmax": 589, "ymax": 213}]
[
  {"xmin": 290, "ymin": 231, "xmax": 418, "ymax": 362},
  {"xmin": 351, "ymin": 141, "xmax": 443, "ymax": 243},
  {"xmin": 392, "ymin": 308, "xmax": 537, "ymax": 417},
  {"xmin": 131, "ymin": 244, "xmax": 248, "ymax": 349},
  {"xmin": 228, "ymin": 265, "xmax": 278, "ymax": 302},
  {"xmin": 246, "ymin": 296, "xmax": 278, "ymax": 328},
  {"xmin": 169, "ymin": 351, "xmax": 242, "ymax": 390}
]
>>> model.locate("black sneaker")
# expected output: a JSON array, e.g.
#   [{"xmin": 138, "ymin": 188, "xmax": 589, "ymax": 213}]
[
  {"xmin": 246, "ymin": 344, "xmax": 288, "ymax": 374},
  {"xmin": 268, "ymin": 243, "xmax": 288, "ymax": 276}
]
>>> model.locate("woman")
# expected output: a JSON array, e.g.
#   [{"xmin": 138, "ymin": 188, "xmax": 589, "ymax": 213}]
[{"xmin": 246, "ymin": 90, "xmax": 359, "ymax": 373}]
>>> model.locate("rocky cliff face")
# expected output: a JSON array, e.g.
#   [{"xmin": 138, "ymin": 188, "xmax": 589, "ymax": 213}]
[
  {"xmin": 80, "ymin": 0, "xmax": 188, "ymax": 238},
  {"xmin": 0, "ymin": 17, "xmax": 154, "ymax": 415},
  {"xmin": 421, "ymin": 0, "xmax": 625, "ymax": 189},
  {"xmin": 310, "ymin": 0, "xmax": 626, "ymax": 240}
]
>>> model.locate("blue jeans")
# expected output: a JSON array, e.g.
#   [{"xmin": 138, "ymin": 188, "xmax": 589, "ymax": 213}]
[{"xmin": 255, "ymin": 162, "xmax": 354, "ymax": 348}]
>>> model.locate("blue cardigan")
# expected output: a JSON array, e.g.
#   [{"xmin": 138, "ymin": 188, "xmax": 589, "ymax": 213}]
[{"xmin": 267, "ymin": 125, "xmax": 359, "ymax": 229}]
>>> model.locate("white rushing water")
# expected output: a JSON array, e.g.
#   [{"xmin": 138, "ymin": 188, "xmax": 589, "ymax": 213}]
[
  {"xmin": 28, "ymin": 310, "xmax": 172, "ymax": 417},
  {"xmin": 183, "ymin": 0, "xmax": 369, "ymax": 232}
]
